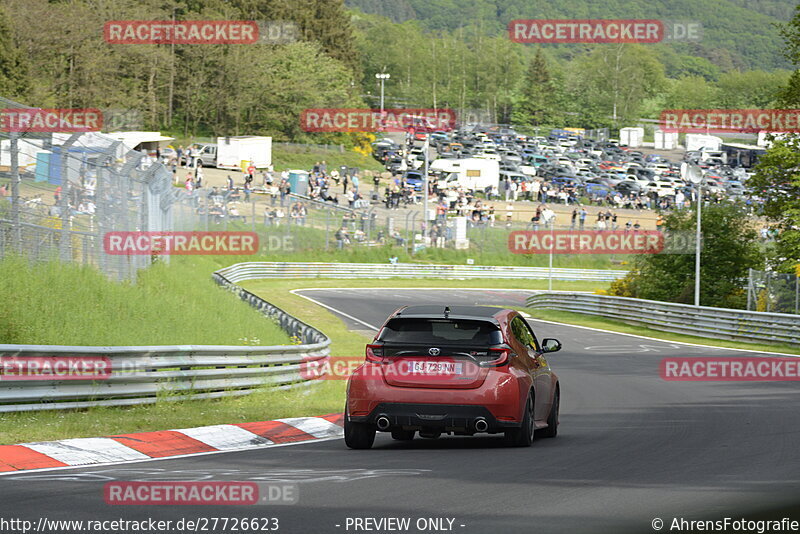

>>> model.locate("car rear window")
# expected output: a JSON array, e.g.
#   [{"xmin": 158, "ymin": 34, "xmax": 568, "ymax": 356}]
[{"xmin": 379, "ymin": 318, "xmax": 503, "ymax": 346}]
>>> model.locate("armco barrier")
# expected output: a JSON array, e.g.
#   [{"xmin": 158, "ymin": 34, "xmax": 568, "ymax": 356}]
[
  {"xmin": 215, "ymin": 262, "xmax": 628, "ymax": 283},
  {"xmin": 0, "ymin": 271, "xmax": 330, "ymax": 412},
  {"xmin": 526, "ymin": 292, "xmax": 800, "ymax": 347}
]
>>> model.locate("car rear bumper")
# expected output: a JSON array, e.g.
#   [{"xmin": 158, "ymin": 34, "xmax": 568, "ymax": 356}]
[{"xmin": 349, "ymin": 402, "xmax": 520, "ymax": 433}]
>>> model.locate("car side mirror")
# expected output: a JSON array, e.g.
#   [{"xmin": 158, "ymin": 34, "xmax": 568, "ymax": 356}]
[{"xmin": 541, "ymin": 338, "xmax": 562, "ymax": 353}]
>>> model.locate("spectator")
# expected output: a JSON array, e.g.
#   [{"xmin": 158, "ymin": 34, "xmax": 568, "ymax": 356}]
[
  {"xmin": 596, "ymin": 212, "xmax": 606, "ymax": 231},
  {"xmin": 530, "ymin": 208, "xmax": 541, "ymax": 231},
  {"xmin": 335, "ymin": 226, "xmax": 349, "ymax": 249},
  {"xmin": 279, "ymin": 180, "xmax": 291, "ymax": 205},
  {"xmin": 579, "ymin": 207, "xmax": 587, "ymax": 230},
  {"xmin": 274, "ymin": 207, "xmax": 285, "ymax": 226}
]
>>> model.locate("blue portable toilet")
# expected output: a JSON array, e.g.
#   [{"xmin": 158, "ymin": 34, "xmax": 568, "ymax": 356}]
[
  {"xmin": 287, "ymin": 170, "xmax": 309, "ymax": 196},
  {"xmin": 47, "ymin": 146, "xmax": 104, "ymax": 186},
  {"xmin": 35, "ymin": 152, "xmax": 50, "ymax": 182}
]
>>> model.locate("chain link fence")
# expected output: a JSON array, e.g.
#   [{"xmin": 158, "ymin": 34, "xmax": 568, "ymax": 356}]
[
  {"xmin": 0, "ymin": 97, "xmax": 177, "ymax": 281},
  {"xmin": 746, "ymin": 268, "xmax": 800, "ymax": 315}
]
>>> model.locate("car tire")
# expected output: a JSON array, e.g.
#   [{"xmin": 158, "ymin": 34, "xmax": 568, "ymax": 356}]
[
  {"xmin": 391, "ymin": 429, "xmax": 415, "ymax": 441},
  {"xmin": 344, "ymin": 408, "xmax": 375, "ymax": 450},
  {"xmin": 537, "ymin": 386, "xmax": 559, "ymax": 438},
  {"xmin": 505, "ymin": 393, "xmax": 535, "ymax": 447}
]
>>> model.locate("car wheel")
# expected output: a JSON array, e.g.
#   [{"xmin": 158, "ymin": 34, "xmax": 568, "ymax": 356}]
[
  {"xmin": 344, "ymin": 408, "xmax": 375, "ymax": 450},
  {"xmin": 537, "ymin": 386, "xmax": 559, "ymax": 438},
  {"xmin": 391, "ymin": 429, "xmax": 415, "ymax": 441},
  {"xmin": 505, "ymin": 393, "xmax": 535, "ymax": 447}
]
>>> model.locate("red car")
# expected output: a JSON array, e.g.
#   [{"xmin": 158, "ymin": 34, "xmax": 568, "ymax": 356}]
[{"xmin": 345, "ymin": 305, "xmax": 561, "ymax": 449}]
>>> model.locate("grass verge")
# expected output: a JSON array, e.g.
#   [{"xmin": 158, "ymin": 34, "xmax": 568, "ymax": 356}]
[
  {"xmin": 0, "ymin": 270, "xmax": 368, "ymax": 444},
  {"xmin": 271, "ymin": 146, "xmax": 385, "ymax": 173},
  {"xmin": 0, "ymin": 255, "xmax": 289, "ymax": 346},
  {"xmin": 521, "ymin": 307, "xmax": 800, "ymax": 355}
]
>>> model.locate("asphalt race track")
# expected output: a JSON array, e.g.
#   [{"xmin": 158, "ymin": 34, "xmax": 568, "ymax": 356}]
[{"xmin": 2, "ymin": 288, "xmax": 799, "ymax": 534}]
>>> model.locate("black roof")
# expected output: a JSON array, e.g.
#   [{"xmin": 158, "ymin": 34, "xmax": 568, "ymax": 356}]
[{"xmin": 394, "ymin": 305, "xmax": 504, "ymax": 319}]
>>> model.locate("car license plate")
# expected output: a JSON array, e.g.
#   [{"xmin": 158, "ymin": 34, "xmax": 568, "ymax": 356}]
[{"xmin": 409, "ymin": 361, "xmax": 463, "ymax": 375}]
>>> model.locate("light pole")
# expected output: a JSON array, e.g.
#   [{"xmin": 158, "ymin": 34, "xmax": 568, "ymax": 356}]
[
  {"xmin": 684, "ymin": 163, "xmax": 705, "ymax": 306},
  {"xmin": 548, "ymin": 215, "xmax": 555, "ymax": 291},
  {"xmin": 375, "ymin": 73, "xmax": 390, "ymax": 114}
]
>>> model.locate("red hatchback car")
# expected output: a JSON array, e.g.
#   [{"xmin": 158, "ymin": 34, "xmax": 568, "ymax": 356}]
[{"xmin": 345, "ymin": 305, "xmax": 561, "ymax": 449}]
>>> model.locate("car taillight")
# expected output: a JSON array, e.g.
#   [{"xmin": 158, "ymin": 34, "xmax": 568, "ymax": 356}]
[
  {"xmin": 365, "ymin": 344, "xmax": 383, "ymax": 362},
  {"xmin": 485, "ymin": 348, "xmax": 510, "ymax": 366}
]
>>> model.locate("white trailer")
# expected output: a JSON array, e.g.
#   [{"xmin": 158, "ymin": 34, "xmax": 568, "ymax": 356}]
[
  {"xmin": 685, "ymin": 134, "xmax": 722, "ymax": 152},
  {"xmin": 619, "ymin": 127, "xmax": 644, "ymax": 147},
  {"xmin": 431, "ymin": 158, "xmax": 499, "ymax": 191},
  {"xmin": 757, "ymin": 131, "xmax": 788, "ymax": 148},
  {"xmin": 654, "ymin": 129, "xmax": 679, "ymax": 150},
  {"xmin": 215, "ymin": 136, "xmax": 272, "ymax": 170}
]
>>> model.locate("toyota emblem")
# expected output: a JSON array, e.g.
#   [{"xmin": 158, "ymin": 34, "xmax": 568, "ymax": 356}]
[{"xmin": 428, "ymin": 348, "xmax": 441, "ymax": 356}]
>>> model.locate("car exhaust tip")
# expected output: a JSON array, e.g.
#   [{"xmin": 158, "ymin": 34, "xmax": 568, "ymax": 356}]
[
  {"xmin": 475, "ymin": 418, "xmax": 488, "ymax": 432},
  {"xmin": 376, "ymin": 416, "xmax": 391, "ymax": 431}
]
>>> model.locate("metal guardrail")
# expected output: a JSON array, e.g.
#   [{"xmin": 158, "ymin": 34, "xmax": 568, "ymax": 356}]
[
  {"xmin": 216, "ymin": 262, "xmax": 628, "ymax": 283},
  {"xmin": 0, "ymin": 272, "xmax": 330, "ymax": 412},
  {"xmin": 526, "ymin": 292, "xmax": 800, "ymax": 347}
]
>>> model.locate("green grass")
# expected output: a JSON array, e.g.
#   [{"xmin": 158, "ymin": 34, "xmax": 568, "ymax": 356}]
[
  {"xmin": 0, "ymin": 269, "xmax": 366, "ymax": 444},
  {"xmin": 0, "ymin": 255, "xmax": 288, "ymax": 346},
  {"xmin": 226, "ymin": 219, "xmax": 634, "ymax": 269},
  {"xmin": 271, "ymin": 145, "xmax": 385, "ymax": 173},
  {"xmin": 521, "ymin": 307, "xmax": 800, "ymax": 355}
]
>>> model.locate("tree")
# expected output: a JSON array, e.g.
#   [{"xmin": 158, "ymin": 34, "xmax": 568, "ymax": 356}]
[
  {"xmin": 568, "ymin": 44, "xmax": 666, "ymax": 127},
  {"xmin": 0, "ymin": 7, "xmax": 28, "ymax": 99},
  {"xmin": 748, "ymin": 136, "xmax": 800, "ymax": 272},
  {"xmin": 663, "ymin": 75, "xmax": 718, "ymax": 110},
  {"xmin": 715, "ymin": 70, "xmax": 790, "ymax": 108},
  {"xmin": 512, "ymin": 48, "xmax": 561, "ymax": 127},
  {"xmin": 610, "ymin": 204, "xmax": 763, "ymax": 308},
  {"xmin": 231, "ymin": 0, "xmax": 360, "ymax": 72}
]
